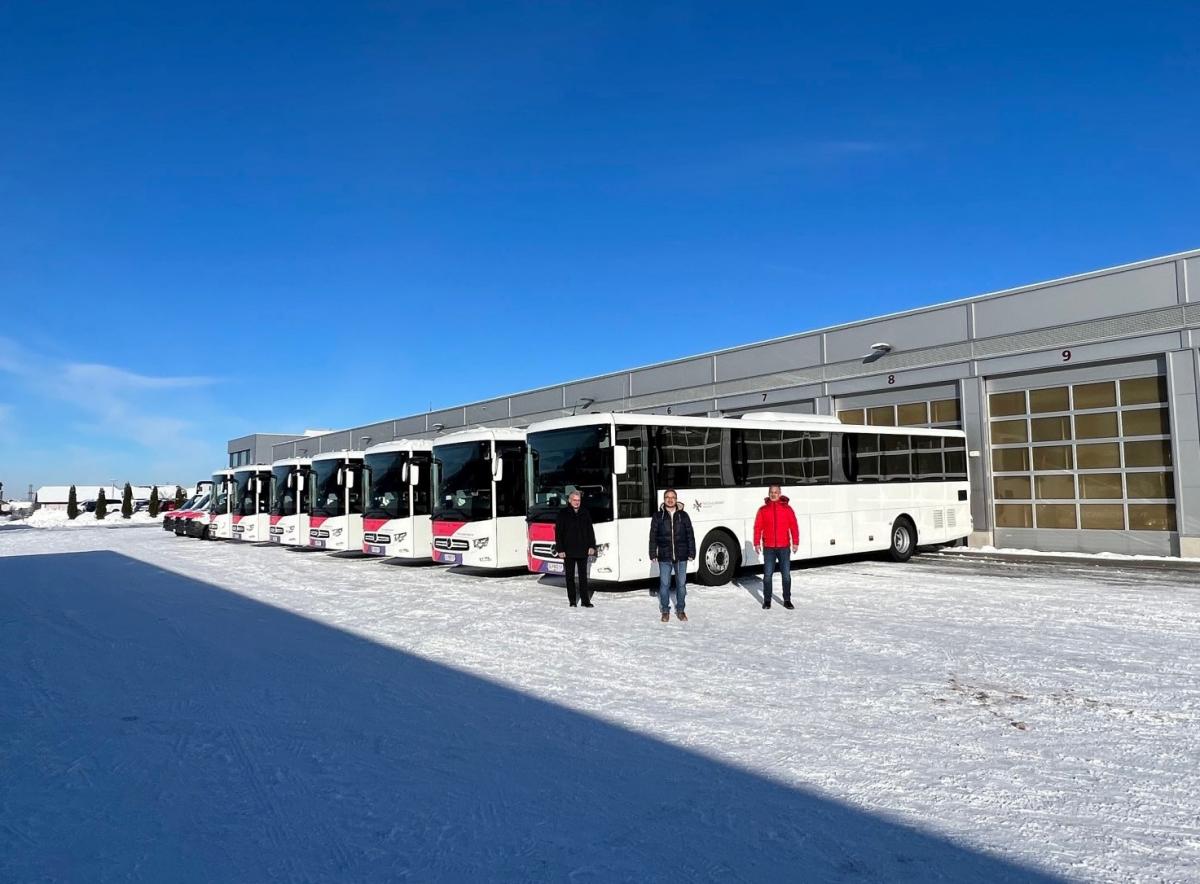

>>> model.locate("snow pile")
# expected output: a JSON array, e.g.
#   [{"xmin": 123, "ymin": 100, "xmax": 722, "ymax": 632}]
[
  {"xmin": 7, "ymin": 509, "xmax": 162, "ymax": 529},
  {"xmin": 975, "ymin": 544, "xmax": 1200, "ymax": 564}
]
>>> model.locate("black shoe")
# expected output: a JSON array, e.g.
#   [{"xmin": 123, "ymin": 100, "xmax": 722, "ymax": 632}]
[
  {"xmin": 582, "ymin": 602, "xmax": 594, "ymax": 608},
  {"xmin": 762, "ymin": 602, "xmax": 771, "ymax": 609},
  {"xmin": 783, "ymin": 600, "xmax": 795, "ymax": 610},
  {"xmin": 570, "ymin": 603, "xmax": 578, "ymax": 607}
]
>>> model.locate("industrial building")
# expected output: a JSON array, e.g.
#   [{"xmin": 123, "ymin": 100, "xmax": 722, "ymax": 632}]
[
  {"xmin": 226, "ymin": 432, "xmax": 314, "ymax": 468},
  {"xmin": 236, "ymin": 248, "xmax": 1200, "ymax": 558}
]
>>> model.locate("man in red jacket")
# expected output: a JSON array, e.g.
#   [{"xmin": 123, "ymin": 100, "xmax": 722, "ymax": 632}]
[{"xmin": 753, "ymin": 485, "xmax": 799, "ymax": 610}]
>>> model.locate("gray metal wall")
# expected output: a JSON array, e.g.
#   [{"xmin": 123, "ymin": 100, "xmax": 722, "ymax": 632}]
[
  {"xmin": 242, "ymin": 248, "xmax": 1200, "ymax": 554},
  {"xmin": 228, "ymin": 433, "xmax": 305, "ymax": 465}
]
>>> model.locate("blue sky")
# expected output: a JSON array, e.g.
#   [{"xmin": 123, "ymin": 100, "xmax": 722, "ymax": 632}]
[{"xmin": 2, "ymin": 1, "xmax": 1197, "ymax": 494}]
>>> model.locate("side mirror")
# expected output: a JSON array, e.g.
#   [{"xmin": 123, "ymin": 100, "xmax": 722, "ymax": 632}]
[
  {"xmin": 401, "ymin": 462, "xmax": 410, "ymax": 483},
  {"xmin": 614, "ymin": 445, "xmax": 628, "ymax": 476},
  {"xmin": 344, "ymin": 469, "xmax": 356, "ymax": 490},
  {"xmin": 296, "ymin": 474, "xmax": 306, "ymax": 492},
  {"xmin": 492, "ymin": 457, "xmax": 504, "ymax": 483},
  {"xmin": 409, "ymin": 464, "xmax": 421, "ymax": 487}
]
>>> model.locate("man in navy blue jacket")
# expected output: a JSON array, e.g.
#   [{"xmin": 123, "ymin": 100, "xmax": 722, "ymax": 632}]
[{"xmin": 649, "ymin": 489, "xmax": 696, "ymax": 622}]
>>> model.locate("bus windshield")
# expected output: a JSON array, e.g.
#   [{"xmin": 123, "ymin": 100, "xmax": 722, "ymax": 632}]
[
  {"xmin": 270, "ymin": 466, "xmax": 307, "ymax": 516},
  {"xmin": 364, "ymin": 451, "xmax": 409, "ymax": 519},
  {"xmin": 209, "ymin": 477, "xmax": 230, "ymax": 514},
  {"xmin": 527, "ymin": 424, "xmax": 614, "ymax": 524},
  {"xmin": 432, "ymin": 441, "xmax": 492, "ymax": 522},
  {"xmin": 234, "ymin": 472, "xmax": 264, "ymax": 516},
  {"xmin": 309, "ymin": 459, "xmax": 349, "ymax": 517}
]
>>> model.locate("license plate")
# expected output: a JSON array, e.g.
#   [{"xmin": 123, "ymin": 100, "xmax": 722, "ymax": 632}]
[
  {"xmin": 368, "ymin": 545, "xmax": 385, "ymax": 555},
  {"xmin": 312, "ymin": 540, "xmax": 326, "ymax": 549},
  {"xmin": 547, "ymin": 563, "xmax": 563, "ymax": 573}
]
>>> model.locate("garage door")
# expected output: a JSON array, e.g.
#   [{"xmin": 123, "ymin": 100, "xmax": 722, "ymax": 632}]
[{"xmin": 987, "ymin": 362, "xmax": 1176, "ymax": 554}]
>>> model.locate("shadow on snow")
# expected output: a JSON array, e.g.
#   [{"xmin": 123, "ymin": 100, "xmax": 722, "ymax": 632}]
[{"xmin": 0, "ymin": 551, "xmax": 1062, "ymax": 883}]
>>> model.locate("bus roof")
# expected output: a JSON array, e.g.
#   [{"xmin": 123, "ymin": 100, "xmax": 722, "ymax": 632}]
[
  {"xmin": 525, "ymin": 411, "xmax": 966, "ymax": 439},
  {"xmin": 232, "ymin": 464, "xmax": 273, "ymax": 476},
  {"xmin": 364, "ymin": 438, "xmax": 435, "ymax": 456},
  {"xmin": 432, "ymin": 426, "xmax": 526, "ymax": 446},
  {"xmin": 310, "ymin": 449, "xmax": 365, "ymax": 464},
  {"xmin": 270, "ymin": 456, "xmax": 312, "ymax": 468}
]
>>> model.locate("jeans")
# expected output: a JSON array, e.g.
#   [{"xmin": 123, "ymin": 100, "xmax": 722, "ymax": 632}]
[
  {"xmin": 762, "ymin": 547, "xmax": 791, "ymax": 603},
  {"xmin": 657, "ymin": 560, "xmax": 687, "ymax": 613},
  {"xmin": 565, "ymin": 556, "xmax": 591, "ymax": 605}
]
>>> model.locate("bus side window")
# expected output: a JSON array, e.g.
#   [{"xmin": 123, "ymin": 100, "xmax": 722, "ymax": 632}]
[
  {"xmin": 943, "ymin": 439, "xmax": 968, "ymax": 481},
  {"xmin": 499, "ymin": 444, "xmax": 527, "ymax": 517},
  {"xmin": 730, "ymin": 430, "xmax": 748, "ymax": 486},
  {"xmin": 835, "ymin": 433, "xmax": 859, "ymax": 483},
  {"xmin": 616, "ymin": 425, "xmax": 651, "ymax": 519},
  {"xmin": 412, "ymin": 454, "xmax": 432, "ymax": 515}
]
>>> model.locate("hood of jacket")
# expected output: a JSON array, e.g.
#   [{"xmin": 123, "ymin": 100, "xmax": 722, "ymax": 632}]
[
  {"xmin": 762, "ymin": 495, "xmax": 791, "ymax": 505},
  {"xmin": 659, "ymin": 501, "xmax": 686, "ymax": 512}
]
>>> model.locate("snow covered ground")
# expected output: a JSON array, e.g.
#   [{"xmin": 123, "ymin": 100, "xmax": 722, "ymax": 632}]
[{"xmin": 2, "ymin": 527, "xmax": 1197, "ymax": 883}]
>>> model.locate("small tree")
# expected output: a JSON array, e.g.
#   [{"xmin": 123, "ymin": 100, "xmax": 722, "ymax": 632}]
[
  {"xmin": 67, "ymin": 485, "xmax": 79, "ymax": 520},
  {"xmin": 174, "ymin": 486, "xmax": 186, "ymax": 508},
  {"xmin": 148, "ymin": 486, "xmax": 160, "ymax": 517},
  {"xmin": 121, "ymin": 482, "xmax": 133, "ymax": 519},
  {"xmin": 95, "ymin": 488, "xmax": 108, "ymax": 520}
]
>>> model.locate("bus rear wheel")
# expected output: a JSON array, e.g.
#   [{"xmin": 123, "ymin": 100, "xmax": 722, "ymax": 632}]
[
  {"xmin": 697, "ymin": 530, "xmax": 740, "ymax": 586},
  {"xmin": 888, "ymin": 517, "xmax": 916, "ymax": 562}
]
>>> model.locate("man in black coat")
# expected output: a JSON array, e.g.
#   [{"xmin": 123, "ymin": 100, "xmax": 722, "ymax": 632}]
[
  {"xmin": 649, "ymin": 488, "xmax": 696, "ymax": 622},
  {"xmin": 555, "ymin": 490, "xmax": 596, "ymax": 607}
]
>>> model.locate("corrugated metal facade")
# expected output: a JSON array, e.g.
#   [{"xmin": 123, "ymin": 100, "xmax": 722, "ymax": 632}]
[{"xmin": 235, "ymin": 249, "xmax": 1200, "ymax": 557}]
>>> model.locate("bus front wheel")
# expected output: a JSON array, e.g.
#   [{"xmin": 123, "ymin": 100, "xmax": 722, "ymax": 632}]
[
  {"xmin": 697, "ymin": 530, "xmax": 740, "ymax": 586},
  {"xmin": 888, "ymin": 517, "xmax": 916, "ymax": 562}
]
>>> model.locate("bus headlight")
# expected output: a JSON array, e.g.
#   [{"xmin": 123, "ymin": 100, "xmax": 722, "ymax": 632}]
[
  {"xmin": 473, "ymin": 537, "xmax": 489, "ymax": 549},
  {"xmin": 594, "ymin": 543, "xmax": 609, "ymax": 556},
  {"xmin": 332, "ymin": 528, "xmax": 343, "ymax": 537},
  {"xmin": 395, "ymin": 533, "xmax": 407, "ymax": 543}
]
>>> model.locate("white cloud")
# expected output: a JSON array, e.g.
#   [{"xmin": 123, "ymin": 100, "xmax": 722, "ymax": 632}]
[
  {"xmin": 61, "ymin": 363, "xmax": 215, "ymax": 391},
  {"xmin": 0, "ymin": 335, "xmax": 221, "ymax": 457}
]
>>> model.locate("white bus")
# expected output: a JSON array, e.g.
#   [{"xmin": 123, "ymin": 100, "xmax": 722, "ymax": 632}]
[
  {"xmin": 307, "ymin": 450, "xmax": 365, "ymax": 551},
  {"xmin": 362, "ymin": 439, "xmax": 434, "ymax": 560},
  {"xmin": 180, "ymin": 492, "xmax": 214, "ymax": 537},
  {"xmin": 164, "ymin": 481, "xmax": 211, "ymax": 533},
  {"xmin": 268, "ymin": 456, "xmax": 311, "ymax": 546},
  {"xmin": 206, "ymin": 468, "xmax": 236, "ymax": 540},
  {"xmin": 525, "ymin": 412, "xmax": 970, "ymax": 585},
  {"xmin": 231, "ymin": 464, "xmax": 273, "ymax": 542},
  {"xmin": 431, "ymin": 427, "xmax": 528, "ymax": 568}
]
